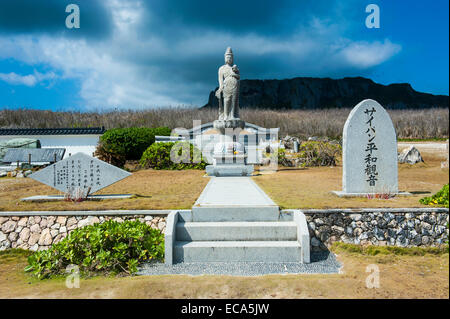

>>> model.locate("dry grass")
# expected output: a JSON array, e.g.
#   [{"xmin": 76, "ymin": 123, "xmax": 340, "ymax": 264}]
[
  {"xmin": 0, "ymin": 107, "xmax": 448, "ymax": 139},
  {"xmin": 253, "ymin": 151, "xmax": 449, "ymax": 209},
  {"xmin": 0, "ymin": 247, "xmax": 447, "ymax": 299},
  {"xmin": 0, "ymin": 150, "xmax": 448, "ymax": 211},
  {"xmin": 0, "ymin": 170, "xmax": 208, "ymax": 212}
]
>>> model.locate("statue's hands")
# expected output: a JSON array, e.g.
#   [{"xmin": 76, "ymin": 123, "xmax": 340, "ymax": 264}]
[{"xmin": 215, "ymin": 88, "xmax": 222, "ymax": 98}]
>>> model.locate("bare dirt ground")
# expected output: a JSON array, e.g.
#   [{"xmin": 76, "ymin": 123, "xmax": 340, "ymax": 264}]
[{"xmin": 0, "ymin": 247, "xmax": 447, "ymax": 299}]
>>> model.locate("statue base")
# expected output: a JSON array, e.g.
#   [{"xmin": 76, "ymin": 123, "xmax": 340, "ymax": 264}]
[{"xmin": 213, "ymin": 119, "xmax": 245, "ymax": 134}]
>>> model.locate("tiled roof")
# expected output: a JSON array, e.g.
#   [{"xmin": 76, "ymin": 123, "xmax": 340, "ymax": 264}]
[{"xmin": 0, "ymin": 127, "xmax": 106, "ymax": 136}]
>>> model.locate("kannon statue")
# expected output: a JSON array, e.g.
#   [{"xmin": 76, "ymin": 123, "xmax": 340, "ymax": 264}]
[{"xmin": 215, "ymin": 47, "xmax": 240, "ymax": 121}]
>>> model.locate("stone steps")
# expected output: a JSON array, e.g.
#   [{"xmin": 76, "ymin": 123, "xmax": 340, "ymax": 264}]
[
  {"xmin": 176, "ymin": 221, "xmax": 298, "ymax": 241},
  {"xmin": 174, "ymin": 240, "xmax": 302, "ymax": 263}
]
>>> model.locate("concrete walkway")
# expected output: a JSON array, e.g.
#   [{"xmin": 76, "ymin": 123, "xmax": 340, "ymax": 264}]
[{"xmin": 194, "ymin": 177, "xmax": 276, "ymax": 207}]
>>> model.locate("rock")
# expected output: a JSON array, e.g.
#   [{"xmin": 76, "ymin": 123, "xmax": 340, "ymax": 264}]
[
  {"xmin": 28, "ymin": 233, "xmax": 40, "ymax": 246},
  {"xmin": 0, "ymin": 217, "xmax": 8, "ymax": 225},
  {"xmin": 29, "ymin": 244, "xmax": 39, "ymax": 252},
  {"xmin": 350, "ymin": 214, "xmax": 362, "ymax": 221},
  {"xmin": 204, "ymin": 77, "xmax": 449, "ymax": 110},
  {"xmin": 78, "ymin": 216, "xmax": 100, "ymax": 228},
  {"xmin": 157, "ymin": 221, "xmax": 165, "ymax": 230},
  {"xmin": 421, "ymin": 236, "xmax": 430, "ymax": 245},
  {"xmin": 0, "ymin": 171, "xmax": 7, "ymax": 177},
  {"xmin": 24, "ymin": 170, "xmax": 33, "ymax": 177},
  {"xmin": 30, "ymin": 224, "xmax": 41, "ymax": 233},
  {"xmin": 1, "ymin": 221, "xmax": 17, "ymax": 234},
  {"xmin": 51, "ymin": 223, "xmax": 60, "ymax": 229},
  {"xmin": 34, "ymin": 216, "xmax": 41, "ymax": 224},
  {"xmin": 40, "ymin": 219, "xmax": 48, "ymax": 228},
  {"xmin": 38, "ymin": 229, "xmax": 53, "ymax": 246},
  {"xmin": 281, "ymin": 135, "xmax": 301, "ymax": 150},
  {"xmin": 59, "ymin": 226, "xmax": 67, "ymax": 233},
  {"xmin": 398, "ymin": 146, "xmax": 424, "ymax": 164},
  {"xmin": 8, "ymin": 232, "xmax": 18, "ymax": 241},
  {"xmin": 16, "ymin": 172, "xmax": 24, "ymax": 178},
  {"xmin": 17, "ymin": 217, "xmax": 28, "ymax": 227},
  {"xmin": 0, "ymin": 231, "xmax": 6, "ymax": 242},
  {"xmin": 56, "ymin": 216, "xmax": 67, "ymax": 225},
  {"xmin": 66, "ymin": 217, "xmax": 78, "ymax": 229},
  {"xmin": 19, "ymin": 228, "xmax": 31, "ymax": 241},
  {"xmin": 50, "ymin": 229, "xmax": 59, "ymax": 238},
  {"xmin": 311, "ymin": 237, "xmax": 321, "ymax": 247}
]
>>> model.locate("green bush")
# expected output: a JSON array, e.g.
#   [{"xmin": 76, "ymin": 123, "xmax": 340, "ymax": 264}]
[
  {"xmin": 419, "ymin": 184, "xmax": 449, "ymax": 208},
  {"xmin": 140, "ymin": 141, "xmax": 207, "ymax": 170},
  {"xmin": 95, "ymin": 127, "xmax": 171, "ymax": 167},
  {"xmin": 274, "ymin": 141, "xmax": 342, "ymax": 167},
  {"xmin": 295, "ymin": 141, "xmax": 341, "ymax": 167},
  {"xmin": 25, "ymin": 220, "xmax": 164, "ymax": 279}
]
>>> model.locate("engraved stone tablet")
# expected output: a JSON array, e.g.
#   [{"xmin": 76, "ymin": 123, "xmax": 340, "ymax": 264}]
[
  {"xmin": 28, "ymin": 152, "xmax": 131, "ymax": 194},
  {"xmin": 341, "ymin": 99, "xmax": 398, "ymax": 194}
]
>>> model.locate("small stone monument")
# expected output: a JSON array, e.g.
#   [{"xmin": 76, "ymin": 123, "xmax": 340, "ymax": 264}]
[
  {"xmin": 25, "ymin": 152, "xmax": 131, "ymax": 201},
  {"xmin": 206, "ymin": 47, "xmax": 254, "ymax": 176},
  {"xmin": 332, "ymin": 99, "xmax": 409, "ymax": 197}
]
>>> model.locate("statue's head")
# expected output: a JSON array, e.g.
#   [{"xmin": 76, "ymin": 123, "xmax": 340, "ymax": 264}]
[{"xmin": 224, "ymin": 47, "xmax": 233, "ymax": 65}]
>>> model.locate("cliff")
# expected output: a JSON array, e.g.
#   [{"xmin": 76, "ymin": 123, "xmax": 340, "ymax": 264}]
[{"xmin": 203, "ymin": 77, "xmax": 449, "ymax": 109}]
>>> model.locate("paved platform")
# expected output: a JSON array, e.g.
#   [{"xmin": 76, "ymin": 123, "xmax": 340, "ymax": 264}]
[
  {"xmin": 194, "ymin": 177, "xmax": 276, "ymax": 207},
  {"xmin": 20, "ymin": 194, "xmax": 133, "ymax": 202}
]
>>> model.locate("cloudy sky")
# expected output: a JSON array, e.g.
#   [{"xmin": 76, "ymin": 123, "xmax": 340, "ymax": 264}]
[{"xmin": 0, "ymin": 0, "xmax": 448, "ymax": 110}]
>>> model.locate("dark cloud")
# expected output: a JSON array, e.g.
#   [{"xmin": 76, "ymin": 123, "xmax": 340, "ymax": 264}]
[{"xmin": 0, "ymin": 0, "xmax": 112, "ymax": 39}]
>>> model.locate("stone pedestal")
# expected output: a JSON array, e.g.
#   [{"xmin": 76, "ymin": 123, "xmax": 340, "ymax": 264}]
[{"xmin": 206, "ymin": 119, "xmax": 254, "ymax": 176}]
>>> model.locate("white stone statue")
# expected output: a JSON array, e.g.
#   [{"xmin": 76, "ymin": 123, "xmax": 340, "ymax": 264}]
[{"xmin": 215, "ymin": 47, "xmax": 240, "ymax": 120}]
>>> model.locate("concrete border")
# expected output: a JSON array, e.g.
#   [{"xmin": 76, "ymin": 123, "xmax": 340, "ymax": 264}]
[
  {"xmin": 0, "ymin": 210, "xmax": 172, "ymax": 216},
  {"xmin": 165, "ymin": 211, "xmax": 179, "ymax": 266},
  {"xmin": 289, "ymin": 210, "xmax": 310, "ymax": 263},
  {"xmin": 331, "ymin": 191, "xmax": 412, "ymax": 197},
  {"xmin": 1, "ymin": 207, "xmax": 447, "ymax": 217}
]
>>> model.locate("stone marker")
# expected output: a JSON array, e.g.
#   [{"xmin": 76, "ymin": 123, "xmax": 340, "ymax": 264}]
[
  {"xmin": 28, "ymin": 152, "xmax": 131, "ymax": 194},
  {"xmin": 333, "ymin": 99, "xmax": 403, "ymax": 196}
]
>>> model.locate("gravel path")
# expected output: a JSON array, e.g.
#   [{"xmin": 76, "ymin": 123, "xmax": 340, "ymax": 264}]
[{"xmin": 137, "ymin": 251, "xmax": 341, "ymax": 276}]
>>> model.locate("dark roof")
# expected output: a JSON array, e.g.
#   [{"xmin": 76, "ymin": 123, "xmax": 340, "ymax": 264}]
[{"xmin": 0, "ymin": 127, "xmax": 106, "ymax": 136}]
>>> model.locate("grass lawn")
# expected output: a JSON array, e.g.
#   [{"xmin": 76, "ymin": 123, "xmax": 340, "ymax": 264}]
[
  {"xmin": 0, "ymin": 149, "xmax": 448, "ymax": 211},
  {"xmin": 253, "ymin": 151, "xmax": 449, "ymax": 209},
  {"xmin": 0, "ymin": 245, "xmax": 447, "ymax": 299},
  {"xmin": 0, "ymin": 170, "xmax": 209, "ymax": 212}
]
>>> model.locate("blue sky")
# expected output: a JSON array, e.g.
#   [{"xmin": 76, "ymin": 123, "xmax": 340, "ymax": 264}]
[{"xmin": 0, "ymin": 0, "xmax": 448, "ymax": 111}]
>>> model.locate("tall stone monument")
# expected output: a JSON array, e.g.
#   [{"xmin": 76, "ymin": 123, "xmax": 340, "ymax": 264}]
[
  {"xmin": 333, "ymin": 99, "xmax": 407, "ymax": 197},
  {"xmin": 206, "ymin": 47, "xmax": 254, "ymax": 176}
]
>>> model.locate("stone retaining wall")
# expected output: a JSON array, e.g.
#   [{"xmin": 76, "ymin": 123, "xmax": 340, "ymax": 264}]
[
  {"xmin": 0, "ymin": 215, "xmax": 166, "ymax": 251},
  {"xmin": 1, "ymin": 209, "xmax": 448, "ymax": 252},
  {"xmin": 304, "ymin": 211, "xmax": 449, "ymax": 251}
]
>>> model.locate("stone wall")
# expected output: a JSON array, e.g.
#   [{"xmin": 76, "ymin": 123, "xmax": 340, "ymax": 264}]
[
  {"xmin": 304, "ymin": 211, "xmax": 449, "ymax": 251},
  {"xmin": 0, "ymin": 215, "xmax": 166, "ymax": 251},
  {"xmin": 1, "ymin": 210, "xmax": 448, "ymax": 252}
]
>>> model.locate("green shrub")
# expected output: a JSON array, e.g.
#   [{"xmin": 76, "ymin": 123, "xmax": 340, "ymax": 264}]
[
  {"xmin": 25, "ymin": 220, "xmax": 164, "ymax": 279},
  {"xmin": 274, "ymin": 142, "xmax": 342, "ymax": 167},
  {"xmin": 95, "ymin": 127, "xmax": 171, "ymax": 167},
  {"xmin": 419, "ymin": 184, "xmax": 449, "ymax": 208},
  {"xmin": 140, "ymin": 141, "xmax": 207, "ymax": 170},
  {"xmin": 295, "ymin": 141, "xmax": 341, "ymax": 167}
]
